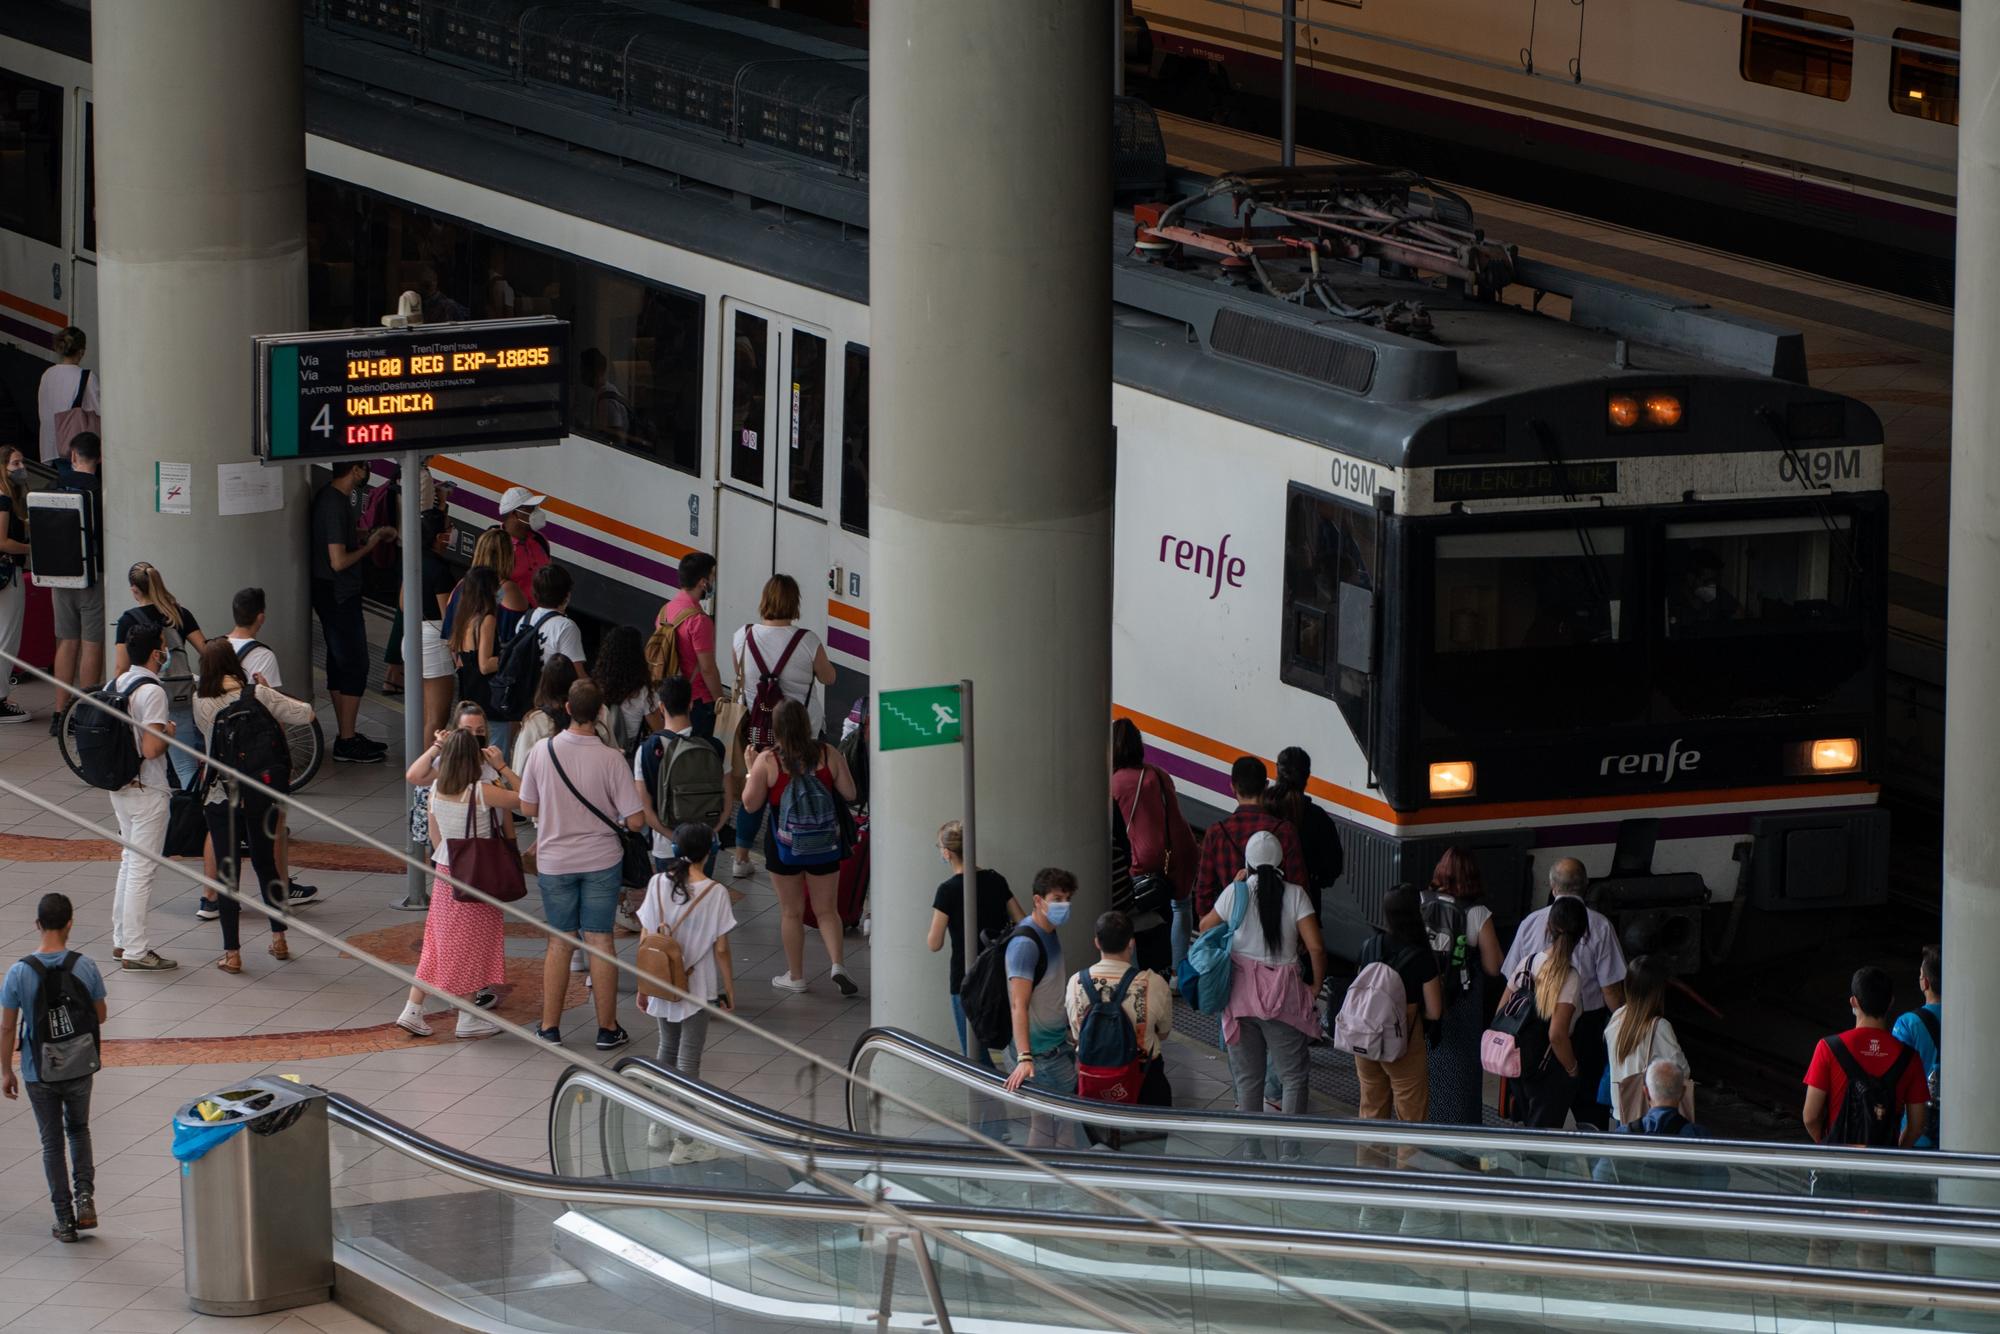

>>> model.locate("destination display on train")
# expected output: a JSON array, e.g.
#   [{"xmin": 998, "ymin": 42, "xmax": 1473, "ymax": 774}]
[{"xmin": 254, "ymin": 318, "xmax": 571, "ymax": 461}]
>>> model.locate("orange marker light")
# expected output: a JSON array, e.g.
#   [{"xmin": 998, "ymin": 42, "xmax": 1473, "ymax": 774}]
[
  {"xmin": 1644, "ymin": 393, "xmax": 1684, "ymax": 427},
  {"xmin": 1429, "ymin": 761, "xmax": 1476, "ymax": 799},
  {"xmin": 1607, "ymin": 394, "xmax": 1640, "ymax": 429},
  {"xmin": 1809, "ymin": 738, "xmax": 1860, "ymax": 773}
]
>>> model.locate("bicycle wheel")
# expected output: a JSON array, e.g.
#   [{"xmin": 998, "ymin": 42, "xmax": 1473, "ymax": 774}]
[
  {"xmin": 57, "ymin": 705, "xmax": 87, "ymax": 783},
  {"xmin": 287, "ymin": 716, "xmax": 326, "ymax": 793}
]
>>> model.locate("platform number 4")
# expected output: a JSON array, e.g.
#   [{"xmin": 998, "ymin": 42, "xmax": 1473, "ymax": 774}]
[{"xmin": 311, "ymin": 404, "xmax": 333, "ymax": 439}]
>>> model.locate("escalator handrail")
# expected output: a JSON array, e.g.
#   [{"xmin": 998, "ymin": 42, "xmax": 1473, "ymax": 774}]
[
  {"xmin": 326, "ymin": 1089, "xmax": 2000, "ymax": 1317},
  {"xmin": 554, "ymin": 1063, "xmax": 2000, "ymax": 1250},
  {"xmin": 847, "ymin": 1025, "xmax": 2000, "ymax": 1181}
]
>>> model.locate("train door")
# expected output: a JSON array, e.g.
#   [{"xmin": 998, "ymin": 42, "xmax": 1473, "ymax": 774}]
[
  {"xmin": 714, "ymin": 302, "xmax": 836, "ymax": 685},
  {"xmin": 716, "ymin": 301, "xmax": 778, "ymax": 676},
  {"xmin": 771, "ymin": 323, "xmax": 833, "ymax": 654},
  {"xmin": 0, "ymin": 63, "xmax": 71, "ymax": 363}
]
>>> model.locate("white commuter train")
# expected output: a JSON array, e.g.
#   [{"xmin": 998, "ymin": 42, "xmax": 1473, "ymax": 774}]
[
  {"xmin": 1131, "ymin": 0, "xmax": 1959, "ymax": 280},
  {"xmin": 0, "ymin": 1, "xmax": 1889, "ymax": 957}
]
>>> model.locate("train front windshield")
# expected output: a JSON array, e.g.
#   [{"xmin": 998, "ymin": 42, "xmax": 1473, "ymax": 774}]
[{"xmin": 1419, "ymin": 504, "xmax": 1880, "ymax": 738}]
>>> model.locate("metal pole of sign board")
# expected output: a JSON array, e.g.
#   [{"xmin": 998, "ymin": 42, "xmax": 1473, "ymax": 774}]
[
  {"xmin": 959, "ymin": 680, "xmax": 976, "ymax": 971},
  {"xmin": 1281, "ymin": 0, "xmax": 1298, "ymax": 167},
  {"xmin": 394, "ymin": 448, "xmax": 427, "ymax": 910}
]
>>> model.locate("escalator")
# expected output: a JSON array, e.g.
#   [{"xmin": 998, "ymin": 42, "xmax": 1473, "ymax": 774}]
[{"xmin": 329, "ymin": 1078, "xmax": 2000, "ymax": 1333}]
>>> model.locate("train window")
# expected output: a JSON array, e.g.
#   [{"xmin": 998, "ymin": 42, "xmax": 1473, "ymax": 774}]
[
  {"xmin": 1662, "ymin": 515, "xmax": 1857, "ymax": 639},
  {"xmin": 1280, "ymin": 488, "xmax": 1376, "ymax": 735},
  {"xmin": 788, "ymin": 331, "xmax": 827, "ymax": 507},
  {"xmin": 1739, "ymin": 0, "xmax": 1853, "ymax": 101},
  {"xmin": 841, "ymin": 344, "xmax": 869, "ymax": 535},
  {"xmin": 0, "ymin": 69, "xmax": 63, "ymax": 247},
  {"xmin": 1433, "ymin": 527, "xmax": 1626, "ymax": 654},
  {"xmin": 302, "ymin": 175, "xmax": 706, "ymax": 474},
  {"xmin": 730, "ymin": 312, "xmax": 769, "ymax": 486},
  {"xmin": 1891, "ymin": 29, "xmax": 1959, "ymax": 124}
]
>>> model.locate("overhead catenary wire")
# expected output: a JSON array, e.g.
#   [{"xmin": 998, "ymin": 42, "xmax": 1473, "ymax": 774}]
[{"xmin": 11, "ymin": 651, "xmax": 1387, "ymax": 1331}]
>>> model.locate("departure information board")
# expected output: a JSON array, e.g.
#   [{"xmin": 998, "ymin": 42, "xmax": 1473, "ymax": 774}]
[{"xmin": 255, "ymin": 318, "xmax": 570, "ymax": 461}]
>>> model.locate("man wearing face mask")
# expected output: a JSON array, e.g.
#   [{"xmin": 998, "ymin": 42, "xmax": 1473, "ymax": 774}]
[
  {"xmin": 1004, "ymin": 868, "xmax": 1079, "ymax": 1097},
  {"xmin": 498, "ymin": 487, "xmax": 551, "ymax": 607},
  {"xmin": 655, "ymin": 552, "xmax": 723, "ymax": 738},
  {"xmin": 1669, "ymin": 550, "xmax": 1739, "ymax": 633}
]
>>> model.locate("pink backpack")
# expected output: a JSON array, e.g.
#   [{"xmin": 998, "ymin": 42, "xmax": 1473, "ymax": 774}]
[
  {"xmin": 54, "ymin": 369, "xmax": 100, "ymax": 460},
  {"xmin": 1333, "ymin": 960, "xmax": 1409, "ymax": 1062}
]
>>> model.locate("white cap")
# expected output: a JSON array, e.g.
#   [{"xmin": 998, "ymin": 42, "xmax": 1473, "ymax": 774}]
[
  {"xmin": 498, "ymin": 485, "xmax": 546, "ymax": 517},
  {"xmin": 1244, "ymin": 830, "xmax": 1283, "ymax": 871}
]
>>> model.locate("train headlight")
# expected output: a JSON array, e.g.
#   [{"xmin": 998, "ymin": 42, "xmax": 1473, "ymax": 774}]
[
  {"xmin": 1809, "ymin": 737, "xmax": 1860, "ymax": 773},
  {"xmin": 1607, "ymin": 394, "xmax": 1640, "ymax": 429},
  {"xmin": 1643, "ymin": 392, "xmax": 1683, "ymax": 427},
  {"xmin": 1429, "ymin": 761, "xmax": 1476, "ymax": 799}
]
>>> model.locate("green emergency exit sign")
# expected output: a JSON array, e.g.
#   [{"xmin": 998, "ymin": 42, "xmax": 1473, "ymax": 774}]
[{"xmin": 879, "ymin": 685, "xmax": 964, "ymax": 751}]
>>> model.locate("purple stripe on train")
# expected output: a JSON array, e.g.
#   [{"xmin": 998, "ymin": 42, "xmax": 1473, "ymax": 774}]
[
  {"xmin": 0, "ymin": 313, "xmax": 55, "ymax": 351},
  {"xmin": 1143, "ymin": 744, "xmax": 1235, "ymax": 800},
  {"xmin": 825, "ymin": 625, "xmax": 870, "ymax": 661}
]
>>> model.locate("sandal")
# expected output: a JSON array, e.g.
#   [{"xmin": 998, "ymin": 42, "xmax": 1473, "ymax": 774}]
[
  {"xmin": 269, "ymin": 936, "xmax": 290, "ymax": 962},
  {"xmin": 217, "ymin": 951, "xmax": 243, "ymax": 975}
]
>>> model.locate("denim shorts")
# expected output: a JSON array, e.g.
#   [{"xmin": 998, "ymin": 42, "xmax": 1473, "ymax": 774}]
[{"xmin": 539, "ymin": 863, "xmax": 623, "ymax": 935}]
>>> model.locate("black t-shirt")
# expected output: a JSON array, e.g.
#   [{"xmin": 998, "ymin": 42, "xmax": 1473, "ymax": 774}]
[
  {"xmin": 115, "ymin": 602, "xmax": 201, "ymax": 648},
  {"xmin": 932, "ymin": 869, "xmax": 1016, "ymax": 994},
  {"xmin": 311, "ymin": 483, "xmax": 362, "ymax": 598},
  {"xmin": 0, "ymin": 493, "xmax": 21, "ymax": 568},
  {"xmin": 420, "ymin": 551, "xmax": 453, "ymax": 618},
  {"xmin": 1295, "ymin": 797, "xmax": 1344, "ymax": 908},
  {"xmin": 1361, "ymin": 933, "xmax": 1439, "ymax": 1009}
]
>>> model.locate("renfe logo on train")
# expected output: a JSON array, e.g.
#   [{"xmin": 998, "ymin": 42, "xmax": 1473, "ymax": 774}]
[
  {"xmin": 1600, "ymin": 738, "xmax": 1702, "ymax": 783},
  {"xmin": 1158, "ymin": 532, "xmax": 1245, "ymax": 600}
]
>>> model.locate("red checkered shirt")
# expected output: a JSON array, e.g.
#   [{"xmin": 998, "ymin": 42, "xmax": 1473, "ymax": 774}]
[{"xmin": 1194, "ymin": 809, "xmax": 1306, "ymax": 917}]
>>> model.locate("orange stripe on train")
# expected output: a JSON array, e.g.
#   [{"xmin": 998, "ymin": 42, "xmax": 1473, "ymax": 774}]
[{"xmin": 429, "ymin": 455, "xmax": 698, "ymax": 563}]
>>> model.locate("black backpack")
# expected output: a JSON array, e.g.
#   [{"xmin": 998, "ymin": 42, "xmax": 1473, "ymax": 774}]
[
  {"xmin": 69, "ymin": 678, "xmax": 164, "ymax": 790},
  {"xmin": 208, "ymin": 689, "xmax": 292, "ymax": 793},
  {"xmin": 23, "ymin": 952, "xmax": 100, "ymax": 1081},
  {"xmin": 487, "ymin": 610, "xmax": 551, "ymax": 722},
  {"xmin": 1916, "ymin": 1007, "xmax": 1942, "ymax": 1143},
  {"xmin": 1823, "ymin": 1035, "xmax": 1917, "ymax": 1148},
  {"xmin": 960, "ymin": 925, "xmax": 1045, "ymax": 1052},
  {"xmin": 1419, "ymin": 889, "xmax": 1473, "ymax": 1009}
]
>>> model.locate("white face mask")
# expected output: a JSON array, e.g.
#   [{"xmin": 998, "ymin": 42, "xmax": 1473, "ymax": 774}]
[{"xmin": 528, "ymin": 508, "xmax": 548, "ymax": 532}]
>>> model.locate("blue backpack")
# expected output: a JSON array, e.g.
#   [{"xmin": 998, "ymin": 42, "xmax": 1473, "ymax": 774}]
[
  {"xmin": 775, "ymin": 767, "xmax": 842, "ymax": 862},
  {"xmin": 1177, "ymin": 885, "xmax": 1250, "ymax": 1015}
]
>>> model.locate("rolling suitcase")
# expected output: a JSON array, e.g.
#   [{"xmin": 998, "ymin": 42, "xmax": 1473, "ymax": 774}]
[{"xmin": 804, "ymin": 815, "xmax": 869, "ymax": 931}]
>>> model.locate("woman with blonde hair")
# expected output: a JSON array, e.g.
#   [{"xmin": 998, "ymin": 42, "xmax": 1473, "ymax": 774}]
[
  {"xmin": 740, "ymin": 698, "xmax": 859, "ymax": 996},
  {"xmin": 728, "ymin": 573, "xmax": 834, "ymax": 876},
  {"xmin": 1496, "ymin": 895, "xmax": 1588, "ymax": 1128},
  {"xmin": 391, "ymin": 727, "xmax": 519, "ymax": 1039},
  {"xmin": 115, "ymin": 561, "xmax": 208, "ymax": 785},
  {"xmin": 1603, "ymin": 955, "xmax": 1690, "ymax": 1126},
  {"xmin": 0, "ymin": 447, "xmax": 31, "ymax": 723}
]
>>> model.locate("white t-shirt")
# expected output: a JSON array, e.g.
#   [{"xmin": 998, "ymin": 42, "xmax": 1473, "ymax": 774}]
[
  {"xmin": 428, "ymin": 784, "xmax": 491, "ymax": 869},
  {"xmin": 113, "ymin": 666, "xmax": 172, "ymax": 791},
  {"xmin": 226, "ymin": 635, "xmax": 282, "ymax": 690},
  {"xmin": 532, "ymin": 609, "xmax": 587, "ymax": 669},
  {"xmin": 1214, "ymin": 877, "xmax": 1313, "ymax": 966},
  {"xmin": 1522, "ymin": 949, "xmax": 1583, "ymax": 1014},
  {"xmin": 1604, "ymin": 1009, "xmax": 1689, "ymax": 1087},
  {"xmin": 733, "ymin": 623, "xmax": 824, "ymax": 735},
  {"xmin": 609, "ymin": 687, "xmax": 659, "ymax": 750},
  {"xmin": 37, "ymin": 363, "xmax": 100, "ymax": 463},
  {"xmin": 636, "ymin": 873, "xmax": 736, "ymax": 1023}
]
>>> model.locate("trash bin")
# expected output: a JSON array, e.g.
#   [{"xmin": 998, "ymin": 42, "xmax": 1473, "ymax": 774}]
[{"xmin": 173, "ymin": 1076, "xmax": 332, "ymax": 1316}]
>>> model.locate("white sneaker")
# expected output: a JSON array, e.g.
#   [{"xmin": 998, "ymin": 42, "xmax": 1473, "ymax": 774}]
[
  {"xmin": 771, "ymin": 971, "xmax": 809, "ymax": 994},
  {"xmin": 830, "ymin": 966, "xmax": 860, "ymax": 998},
  {"xmin": 646, "ymin": 1123, "xmax": 673, "ymax": 1152},
  {"xmin": 730, "ymin": 856, "xmax": 754, "ymax": 879},
  {"xmin": 667, "ymin": 1137, "xmax": 722, "ymax": 1165},
  {"xmin": 859, "ymin": 912, "xmax": 871, "ymax": 938},
  {"xmin": 454, "ymin": 1012, "xmax": 500, "ymax": 1039},
  {"xmin": 569, "ymin": 951, "xmax": 588, "ymax": 973},
  {"xmin": 394, "ymin": 1005, "xmax": 433, "ymax": 1037}
]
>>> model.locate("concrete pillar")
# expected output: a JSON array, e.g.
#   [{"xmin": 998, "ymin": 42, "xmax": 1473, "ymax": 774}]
[
  {"xmin": 868, "ymin": 2, "xmax": 1113, "ymax": 1045},
  {"xmin": 1942, "ymin": 3, "xmax": 1998, "ymax": 1154},
  {"xmin": 93, "ymin": 2, "xmax": 310, "ymax": 687}
]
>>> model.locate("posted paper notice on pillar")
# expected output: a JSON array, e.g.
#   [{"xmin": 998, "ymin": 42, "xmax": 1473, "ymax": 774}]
[
  {"xmin": 155, "ymin": 462, "xmax": 192, "ymax": 517},
  {"xmin": 217, "ymin": 461, "xmax": 283, "ymax": 516}
]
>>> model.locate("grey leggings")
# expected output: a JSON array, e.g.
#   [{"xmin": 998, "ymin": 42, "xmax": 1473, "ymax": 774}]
[{"xmin": 655, "ymin": 1009, "xmax": 712, "ymax": 1080}]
